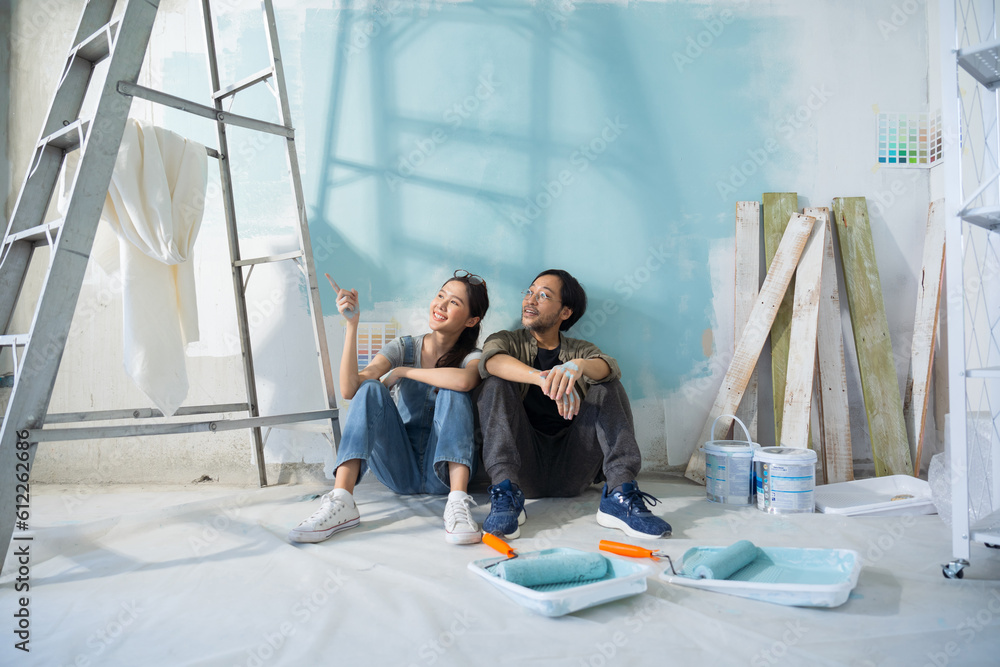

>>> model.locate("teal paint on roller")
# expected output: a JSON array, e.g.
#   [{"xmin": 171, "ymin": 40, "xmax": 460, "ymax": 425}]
[
  {"xmin": 681, "ymin": 540, "xmax": 760, "ymax": 580},
  {"xmin": 492, "ymin": 552, "xmax": 609, "ymax": 588}
]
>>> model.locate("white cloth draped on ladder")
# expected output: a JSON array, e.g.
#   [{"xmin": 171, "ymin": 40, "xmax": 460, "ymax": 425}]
[{"xmin": 100, "ymin": 119, "xmax": 208, "ymax": 417}]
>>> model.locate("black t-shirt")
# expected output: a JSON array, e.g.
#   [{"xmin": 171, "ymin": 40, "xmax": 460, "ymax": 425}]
[{"xmin": 523, "ymin": 345, "xmax": 569, "ymax": 436}]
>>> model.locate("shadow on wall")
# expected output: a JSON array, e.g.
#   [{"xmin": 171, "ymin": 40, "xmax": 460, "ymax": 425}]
[{"xmin": 299, "ymin": 0, "xmax": 787, "ymax": 402}]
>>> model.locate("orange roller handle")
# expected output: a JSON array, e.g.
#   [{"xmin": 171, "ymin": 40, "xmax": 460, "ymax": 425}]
[
  {"xmin": 483, "ymin": 533, "xmax": 516, "ymax": 558},
  {"xmin": 599, "ymin": 540, "xmax": 654, "ymax": 559}
]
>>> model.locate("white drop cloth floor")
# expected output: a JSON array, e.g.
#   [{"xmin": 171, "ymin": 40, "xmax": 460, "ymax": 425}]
[{"xmin": 2, "ymin": 474, "xmax": 999, "ymax": 666}]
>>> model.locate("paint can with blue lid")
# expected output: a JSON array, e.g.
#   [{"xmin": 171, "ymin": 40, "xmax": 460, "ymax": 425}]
[
  {"xmin": 754, "ymin": 447, "xmax": 818, "ymax": 514},
  {"xmin": 701, "ymin": 415, "xmax": 759, "ymax": 505}
]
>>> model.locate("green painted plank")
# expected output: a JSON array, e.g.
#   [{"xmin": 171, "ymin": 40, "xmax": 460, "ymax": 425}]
[
  {"xmin": 832, "ymin": 197, "xmax": 913, "ymax": 476},
  {"xmin": 762, "ymin": 192, "xmax": 797, "ymax": 446}
]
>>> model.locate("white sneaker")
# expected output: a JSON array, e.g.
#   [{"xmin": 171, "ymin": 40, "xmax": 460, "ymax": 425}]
[
  {"xmin": 444, "ymin": 491, "xmax": 481, "ymax": 545},
  {"xmin": 288, "ymin": 488, "xmax": 361, "ymax": 543}
]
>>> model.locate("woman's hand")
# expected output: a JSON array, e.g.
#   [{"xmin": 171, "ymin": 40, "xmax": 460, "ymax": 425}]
[
  {"xmin": 382, "ymin": 367, "xmax": 405, "ymax": 389},
  {"xmin": 337, "ymin": 287, "xmax": 359, "ymax": 322}
]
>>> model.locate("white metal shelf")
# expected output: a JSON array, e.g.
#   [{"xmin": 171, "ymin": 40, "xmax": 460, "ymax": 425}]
[
  {"xmin": 961, "ymin": 205, "xmax": 1000, "ymax": 232},
  {"xmin": 971, "ymin": 509, "xmax": 1000, "ymax": 546},
  {"xmin": 966, "ymin": 367, "xmax": 1000, "ymax": 378},
  {"xmin": 940, "ymin": 0, "xmax": 1000, "ymax": 579},
  {"xmin": 958, "ymin": 36, "xmax": 1000, "ymax": 90}
]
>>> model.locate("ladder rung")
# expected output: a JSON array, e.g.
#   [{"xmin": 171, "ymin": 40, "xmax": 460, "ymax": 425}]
[
  {"xmin": 45, "ymin": 402, "xmax": 251, "ymax": 424},
  {"xmin": 234, "ymin": 250, "xmax": 303, "ymax": 267},
  {"xmin": 74, "ymin": 18, "xmax": 120, "ymax": 64},
  {"xmin": 213, "ymin": 67, "xmax": 274, "ymax": 101},
  {"xmin": 39, "ymin": 120, "xmax": 90, "ymax": 152},
  {"xmin": 29, "ymin": 409, "xmax": 338, "ymax": 443},
  {"xmin": 117, "ymin": 82, "xmax": 293, "ymax": 139},
  {"xmin": 0, "ymin": 335, "xmax": 29, "ymax": 347},
  {"xmin": 3, "ymin": 219, "xmax": 62, "ymax": 248}
]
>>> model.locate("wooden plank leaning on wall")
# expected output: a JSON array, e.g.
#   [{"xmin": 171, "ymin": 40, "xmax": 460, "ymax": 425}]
[
  {"xmin": 805, "ymin": 206, "xmax": 854, "ymax": 483},
  {"xmin": 686, "ymin": 212, "xmax": 817, "ymax": 484},
  {"xmin": 734, "ymin": 201, "xmax": 761, "ymax": 441},
  {"xmin": 762, "ymin": 193, "xmax": 799, "ymax": 447},
  {"xmin": 903, "ymin": 199, "xmax": 945, "ymax": 477},
  {"xmin": 832, "ymin": 197, "xmax": 913, "ymax": 477}
]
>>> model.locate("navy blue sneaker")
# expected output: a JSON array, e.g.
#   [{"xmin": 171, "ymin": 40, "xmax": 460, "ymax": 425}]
[
  {"xmin": 483, "ymin": 479, "xmax": 526, "ymax": 539},
  {"xmin": 596, "ymin": 481, "xmax": 671, "ymax": 539}
]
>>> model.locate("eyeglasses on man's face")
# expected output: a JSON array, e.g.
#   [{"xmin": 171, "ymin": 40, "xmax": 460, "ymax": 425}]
[{"xmin": 521, "ymin": 288, "xmax": 560, "ymax": 304}]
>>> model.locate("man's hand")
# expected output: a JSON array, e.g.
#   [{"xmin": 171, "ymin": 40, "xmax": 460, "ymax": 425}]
[{"xmin": 538, "ymin": 360, "xmax": 583, "ymax": 420}]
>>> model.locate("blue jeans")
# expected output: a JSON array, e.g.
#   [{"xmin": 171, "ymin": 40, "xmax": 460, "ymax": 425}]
[{"xmin": 335, "ymin": 379, "xmax": 477, "ymax": 495}]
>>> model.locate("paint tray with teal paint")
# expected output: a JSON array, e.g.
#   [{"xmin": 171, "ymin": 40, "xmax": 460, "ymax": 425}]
[
  {"xmin": 660, "ymin": 546, "xmax": 861, "ymax": 608},
  {"xmin": 468, "ymin": 547, "xmax": 651, "ymax": 617}
]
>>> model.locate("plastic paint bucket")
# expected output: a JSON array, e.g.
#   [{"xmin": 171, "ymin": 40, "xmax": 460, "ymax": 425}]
[
  {"xmin": 754, "ymin": 447, "xmax": 818, "ymax": 514},
  {"xmin": 701, "ymin": 415, "xmax": 759, "ymax": 506}
]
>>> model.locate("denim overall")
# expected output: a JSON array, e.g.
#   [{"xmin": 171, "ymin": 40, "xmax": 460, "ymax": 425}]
[{"xmin": 334, "ymin": 336, "xmax": 477, "ymax": 495}]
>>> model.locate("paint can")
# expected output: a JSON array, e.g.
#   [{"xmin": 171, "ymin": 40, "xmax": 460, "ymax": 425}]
[
  {"xmin": 701, "ymin": 415, "xmax": 758, "ymax": 505},
  {"xmin": 754, "ymin": 447, "xmax": 818, "ymax": 514}
]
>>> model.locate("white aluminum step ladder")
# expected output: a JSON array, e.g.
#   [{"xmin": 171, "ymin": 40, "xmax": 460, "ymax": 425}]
[{"xmin": 0, "ymin": 0, "xmax": 341, "ymax": 570}]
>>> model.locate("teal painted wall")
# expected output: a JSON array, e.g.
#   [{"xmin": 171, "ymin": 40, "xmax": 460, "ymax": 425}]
[{"xmin": 282, "ymin": 1, "xmax": 794, "ymax": 400}]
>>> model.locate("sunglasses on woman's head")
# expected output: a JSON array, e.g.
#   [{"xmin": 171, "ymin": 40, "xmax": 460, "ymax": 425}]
[{"xmin": 453, "ymin": 269, "xmax": 485, "ymax": 285}]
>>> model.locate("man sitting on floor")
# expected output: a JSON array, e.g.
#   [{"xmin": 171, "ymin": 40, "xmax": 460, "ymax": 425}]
[{"xmin": 476, "ymin": 268, "xmax": 671, "ymax": 540}]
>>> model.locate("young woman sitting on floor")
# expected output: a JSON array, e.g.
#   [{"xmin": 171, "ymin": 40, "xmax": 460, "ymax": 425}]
[{"xmin": 288, "ymin": 269, "xmax": 490, "ymax": 545}]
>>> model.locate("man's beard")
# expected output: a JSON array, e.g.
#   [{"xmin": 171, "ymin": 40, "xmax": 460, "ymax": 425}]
[{"xmin": 523, "ymin": 310, "xmax": 561, "ymax": 333}]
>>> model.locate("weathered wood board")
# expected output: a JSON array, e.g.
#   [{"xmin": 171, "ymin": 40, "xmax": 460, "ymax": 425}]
[
  {"xmin": 763, "ymin": 192, "xmax": 798, "ymax": 446},
  {"xmin": 903, "ymin": 199, "xmax": 945, "ymax": 476},
  {"xmin": 780, "ymin": 218, "xmax": 825, "ymax": 448},
  {"xmin": 832, "ymin": 197, "xmax": 913, "ymax": 477},
  {"xmin": 734, "ymin": 201, "xmax": 761, "ymax": 441},
  {"xmin": 686, "ymin": 213, "xmax": 817, "ymax": 484},
  {"xmin": 805, "ymin": 206, "xmax": 853, "ymax": 483}
]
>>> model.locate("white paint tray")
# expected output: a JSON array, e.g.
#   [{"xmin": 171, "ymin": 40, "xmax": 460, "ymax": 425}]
[
  {"xmin": 468, "ymin": 547, "xmax": 651, "ymax": 617},
  {"xmin": 660, "ymin": 546, "xmax": 861, "ymax": 608},
  {"xmin": 814, "ymin": 475, "xmax": 936, "ymax": 516}
]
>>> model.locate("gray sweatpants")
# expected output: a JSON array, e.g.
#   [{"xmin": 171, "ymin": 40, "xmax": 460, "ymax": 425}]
[{"xmin": 477, "ymin": 376, "xmax": 642, "ymax": 498}]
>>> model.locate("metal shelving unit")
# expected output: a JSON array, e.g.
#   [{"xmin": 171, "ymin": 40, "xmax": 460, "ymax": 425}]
[{"xmin": 940, "ymin": 0, "xmax": 1000, "ymax": 579}]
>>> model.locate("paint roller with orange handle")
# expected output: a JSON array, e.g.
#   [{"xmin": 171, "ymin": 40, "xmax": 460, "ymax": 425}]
[
  {"xmin": 599, "ymin": 540, "xmax": 677, "ymax": 574},
  {"xmin": 483, "ymin": 532, "xmax": 517, "ymax": 561},
  {"xmin": 482, "ymin": 533, "xmax": 610, "ymax": 587}
]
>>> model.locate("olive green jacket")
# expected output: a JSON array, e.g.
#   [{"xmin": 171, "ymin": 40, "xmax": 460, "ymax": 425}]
[{"xmin": 478, "ymin": 328, "xmax": 622, "ymax": 400}]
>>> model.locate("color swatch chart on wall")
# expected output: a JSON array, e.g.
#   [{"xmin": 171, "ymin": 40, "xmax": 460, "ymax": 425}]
[
  {"xmin": 356, "ymin": 322, "xmax": 399, "ymax": 372},
  {"xmin": 877, "ymin": 111, "xmax": 942, "ymax": 167}
]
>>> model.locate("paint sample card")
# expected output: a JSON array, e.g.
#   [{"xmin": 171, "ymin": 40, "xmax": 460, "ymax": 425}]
[
  {"xmin": 356, "ymin": 321, "xmax": 399, "ymax": 372},
  {"xmin": 877, "ymin": 111, "xmax": 942, "ymax": 167}
]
